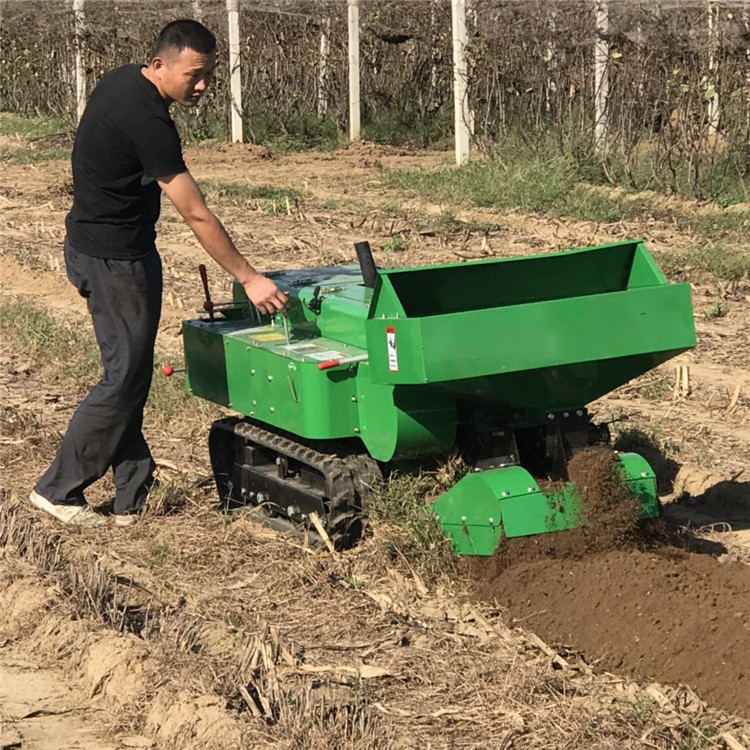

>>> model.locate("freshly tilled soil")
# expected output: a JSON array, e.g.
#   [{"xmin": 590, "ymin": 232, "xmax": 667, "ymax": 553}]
[{"xmin": 471, "ymin": 448, "xmax": 750, "ymax": 718}]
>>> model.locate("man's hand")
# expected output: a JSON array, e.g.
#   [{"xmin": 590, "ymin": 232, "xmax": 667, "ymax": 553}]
[
  {"xmin": 243, "ymin": 273, "xmax": 288, "ymax": 315},
  {"xmin": 157, "ymin": 171, "xmax": 289, "ymax": 314}
]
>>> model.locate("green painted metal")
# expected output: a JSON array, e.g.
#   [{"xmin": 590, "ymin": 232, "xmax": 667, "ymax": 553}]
[
  {"xmin": 366, "ymin": 284, "xmax": 694, "ymax": 387},
  {"xmin": 431, "ymin": 452, "xmax": 659, "ymax": 556},
  {"xmin": 184, "ymin": 317, "xmax": 366, "ymax": 439},
  {"xmin": 355, "ymin": 367, "xmax": 456, "ymax": 461},
  {"xmin": 365, "ymin": 240, "xmax": 696, "ymax": 412},
  {"xmin": 181, "ymin": 239, "xmax": 691, "ymax": 551}
]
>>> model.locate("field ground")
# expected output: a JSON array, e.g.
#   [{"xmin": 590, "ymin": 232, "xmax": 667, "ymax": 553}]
[{"xmin": 1, "ymin": 134, "xmax": 749, "ymax": 749}]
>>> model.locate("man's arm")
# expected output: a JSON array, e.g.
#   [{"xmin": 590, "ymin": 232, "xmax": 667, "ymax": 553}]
[{"xmin": 157, "ymin": 171, "xmax": 287, "ymax": 314}]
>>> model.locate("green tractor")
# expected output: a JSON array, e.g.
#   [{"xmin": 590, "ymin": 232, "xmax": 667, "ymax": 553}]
[{"xmin": 178, "ymin": 240, "xmax": 695, "ymax": 555}]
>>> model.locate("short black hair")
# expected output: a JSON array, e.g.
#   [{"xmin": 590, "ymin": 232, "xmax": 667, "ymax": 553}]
[{"xmin": 152, "ymin": 20, "xmax": 216, "ymax": 58}]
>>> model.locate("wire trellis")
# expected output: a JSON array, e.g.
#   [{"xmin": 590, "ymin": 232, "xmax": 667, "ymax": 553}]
[{"xmin": 1, "ymin": 0, "xmax": 748, "ymax": 198}]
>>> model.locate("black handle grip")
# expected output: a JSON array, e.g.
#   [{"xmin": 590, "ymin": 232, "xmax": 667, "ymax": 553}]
[{"xmin": 354, "ymin": 241, "xmax": 378, "ymax": 289}]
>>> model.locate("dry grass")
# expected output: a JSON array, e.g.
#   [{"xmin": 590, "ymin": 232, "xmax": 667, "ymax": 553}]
[
  {"xmin": 2, "ymin": 484, "xmax": 748, "ymax": 749},
  {"xmin": 2, "ymin": 194, "xmax": 749, "ymax": 748}
]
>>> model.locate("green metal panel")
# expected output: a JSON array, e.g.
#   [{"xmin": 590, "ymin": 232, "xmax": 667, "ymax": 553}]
[
  {"xmin": 371, "ymin": 240, "xmax": 653, "ymax": 316},
  {"xmin": 365, "ymin": 241, "xmax": 695, "ymax": 411},
  {"xmin": 432, "ymin": 452, "xmax": 659, "ymax": 555},
  {"xmin": 627, "ymin": 244, "xmax": 668, "ymax": 288},
  {"xmin": 222, "ymin": 337, "xmax": 360, "ymax": 438},
  {"xmin": 617, "ymin": 451, "xmax": 659, "ymax": 518},
  {"xmin": 297, "ymin": 285, "xmax": 372, "ymax": 348},
  {"xmin": 432, "ymin": 466, "xmax": 545, "ymax": 556},
  {"xmin": 435, "ymin": 350, "xmax": 685, "ymax": 415},
  {"xmin": 182, "ymin": 318, "xmax": 367, "ymax": 440},
  {"xmin": 366, "ymin": 284, "xmax": 695, "ymax": 394},
  {"xmin": 182, "ymin": 321, "xmax": 230, "ymax": 405},
  {"xmin": 355, "ymin": 365, "xmax": 456, "ymax": 462}
]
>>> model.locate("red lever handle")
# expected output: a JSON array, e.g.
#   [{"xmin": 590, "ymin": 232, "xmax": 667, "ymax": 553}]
[
  {"xmin": 198, "ymin": 264, "xmax": 214, "ymax": 317},
  {"xmin": 317, "ymin": 354, "xmax": 368, "ymax": 371},
  {"xmin": 162, "ymin": 365, "xmax": 186, "ymax": 376}
]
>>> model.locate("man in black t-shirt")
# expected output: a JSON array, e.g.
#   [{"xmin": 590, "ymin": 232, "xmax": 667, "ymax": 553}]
[{"xmin": 30, "ymin": 20, "xmax": 287, "ymax": 527}]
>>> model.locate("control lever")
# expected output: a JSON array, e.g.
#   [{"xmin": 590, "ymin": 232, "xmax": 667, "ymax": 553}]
[
  {"xmin": 307, "ymin": 285, "xmax": 324, "ymax": 314},
  {"xmin": 199, "ymin": 264, "xmax": 214, "ymax": 319},
  {"xmin": 162, "ymin": 365, "xmax": 186, "ymax": 376}
]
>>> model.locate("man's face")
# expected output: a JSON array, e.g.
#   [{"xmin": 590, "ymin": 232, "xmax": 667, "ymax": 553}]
[{"xmin": 153, "ymin": 47, "xmax": 216, "ymax": 107}]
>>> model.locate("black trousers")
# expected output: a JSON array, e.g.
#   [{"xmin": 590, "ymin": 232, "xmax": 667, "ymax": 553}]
[{"xmin": 35, "ymin": 238, "xmax": 162, "ymax": 514}]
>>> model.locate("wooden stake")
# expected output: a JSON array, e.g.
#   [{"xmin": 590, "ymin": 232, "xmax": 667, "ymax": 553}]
[
  {"xmin": 451, "ymin": 0, "xmax": 470, "ymax": 164},
  {"xmin": 226, "ymin": 0, "xmax": 243, "ymax": 143},
  {"xmin": 593, "ymin": 0, "xmax": 610, "ymax": 153},
  {"xmin": 347, "ymin": 0, "xmax": 361, "ymax": 141},
  {"xmin": 73, "ymin": 0, "xmax": 86, "ymax": 122}
]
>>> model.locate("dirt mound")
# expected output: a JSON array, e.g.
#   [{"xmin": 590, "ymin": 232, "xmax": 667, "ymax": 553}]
[
  {"xmin": 470, "ymin": 448, "xmax": 750, "ymax": 719},
  {"xmin": 477, "ymin": 547, "xmax": 750, "ymax": 719},
  {"xmin": 476, "ymin": 447, "xmax": 655, "ymax": 579}
]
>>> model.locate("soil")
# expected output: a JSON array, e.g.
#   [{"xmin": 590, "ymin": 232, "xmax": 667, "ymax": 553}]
[
  {"xmin": 470, "ymin": 449, "xmax": 750, "ymax": 719},
  {"xmin": 2, "ymin": 136, "xmax": 750, "ymax": 746},
  {"xmin": 473, "ymin": 546, "xmax": 750, "ymax": 719}
]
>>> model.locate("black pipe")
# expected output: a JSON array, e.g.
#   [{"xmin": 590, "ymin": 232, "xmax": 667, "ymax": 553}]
[{"xmin": 354, "ymin": 241, "xmax": 378, "ymax": 288}]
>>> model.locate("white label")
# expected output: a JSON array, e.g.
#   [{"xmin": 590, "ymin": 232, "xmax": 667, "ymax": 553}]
[{"xmin": 386, "ymin": 326, "xmax": 398, "ymax": 372}]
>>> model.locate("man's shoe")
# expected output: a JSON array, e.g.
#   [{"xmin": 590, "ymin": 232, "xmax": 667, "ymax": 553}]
[
  {"xmin": 114, "ymin": 513, "xmax": 140, "ymax": 527},
  {"xmin": 29, "ymin": 490, "xmax": 106, "ymax": 527}
]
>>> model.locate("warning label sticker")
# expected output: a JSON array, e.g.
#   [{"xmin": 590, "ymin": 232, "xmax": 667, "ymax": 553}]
[{"xmin": 386, "ymin": 326, "xmax": 398, "ymax": 372}]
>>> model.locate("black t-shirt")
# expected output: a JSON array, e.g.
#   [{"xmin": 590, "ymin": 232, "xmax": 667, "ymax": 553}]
[{"xmin": 65, "ymin": 64, "xmax": 187, "ymax": 259}]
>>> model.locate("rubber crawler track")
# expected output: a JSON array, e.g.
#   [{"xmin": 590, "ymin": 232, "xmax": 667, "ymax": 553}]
[{"xmin": 209, "ymin": 417, "xmax": 381, "ymax": 548}]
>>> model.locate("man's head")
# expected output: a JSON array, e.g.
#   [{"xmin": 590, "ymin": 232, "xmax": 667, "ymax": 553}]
[{"xmin": 146, "ymin": 20, "xmax": 217, "ymax": 107}]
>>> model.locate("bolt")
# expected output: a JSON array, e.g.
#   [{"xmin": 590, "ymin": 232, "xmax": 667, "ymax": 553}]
[
  {"xmin": 527, "ymin": 486, "xmax": 535, "ymax": 493},
  {"xmin": 564, "ymin": 411, "xmax": 570, "ymax": 418},
  {"xmin": 547, "ymin": 413, "xmax": 555, "ymax": 420},
  {"xmin": 576, "ymin": 409, "xmax": 583, "ymax": 417},
  {"xmin": 269, "ymin": 406, "xmax": 275, "ymax": 412},
  {"xmin": 354, "ymin": 427, "xmax": 360, "ymax": 433},
  {"xmin": 461, "ymin": 516, "xmax": 467, "ymax": 523},
  {"xmin": 351, "ymin": 396, "xmax": 358, "ymax": 402},
  {"xmin": 252, "ymin": 400, "xmax": 257, "ymax": 406},
  {"xmin": 250, "ymin": 369, "xmax": 256, "ymax": 375},
  {"xmin": 641, "ymin": 471, "xmax": 649, "ymax": 477},
  {"xmin": 488, "ymin": 517, "xmax": 494, "ymax": 525},
  {"xmin": 267, "ymin": 375, "xmax": 273, "ymax": 381},
  {"xmin": 502, "ymin": 490, "xmax": 510, "ymax": 497}
]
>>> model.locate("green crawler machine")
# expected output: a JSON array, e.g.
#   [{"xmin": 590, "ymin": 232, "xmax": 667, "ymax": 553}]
[{"xmin": 180, "ymin": 240, "xmax": 695, "ymax": 555}]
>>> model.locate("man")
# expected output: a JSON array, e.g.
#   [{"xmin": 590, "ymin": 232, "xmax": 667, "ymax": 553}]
[{"xmin": 30, "ymin": 19, "xmax": 287, "ymax": 527}]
